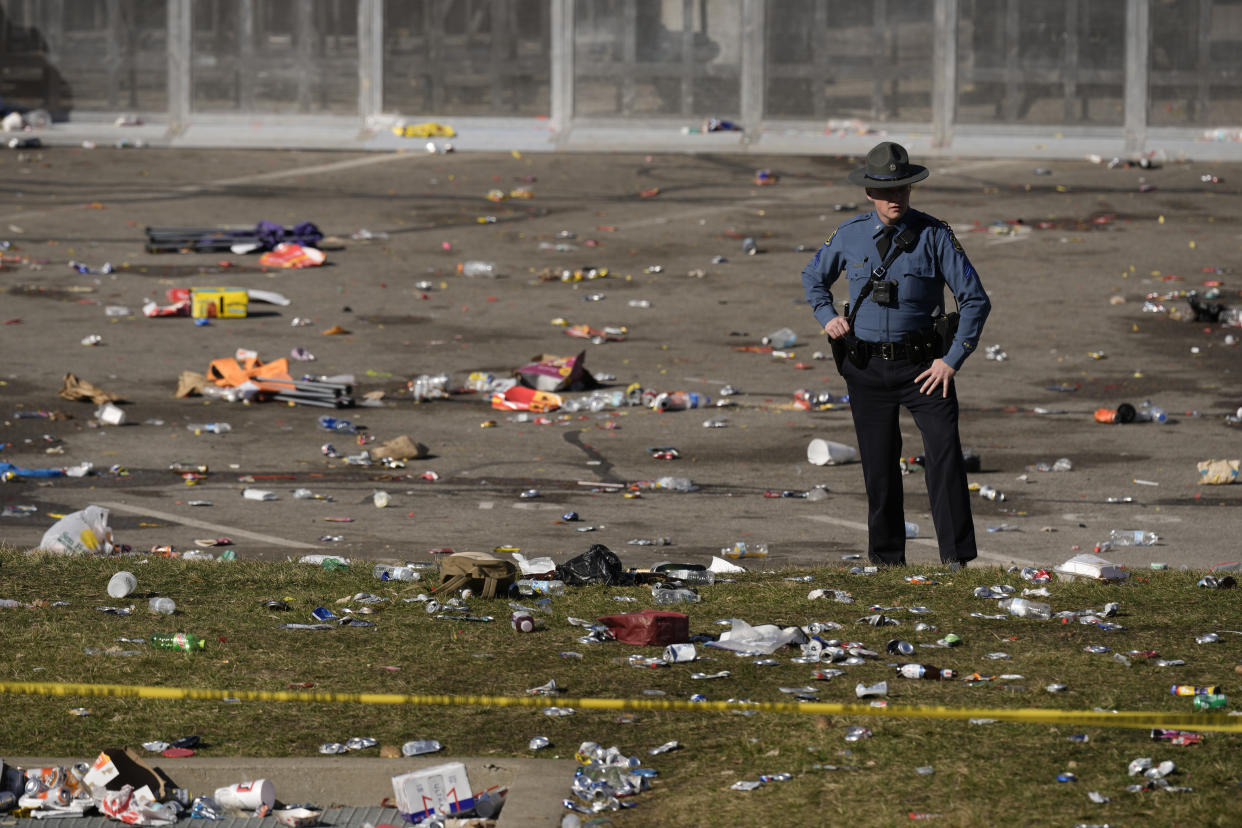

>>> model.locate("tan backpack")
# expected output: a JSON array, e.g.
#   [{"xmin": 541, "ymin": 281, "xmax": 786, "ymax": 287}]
[{"xmin": 431, "ymin": 551, "xmax": 518, "ymax": 599}]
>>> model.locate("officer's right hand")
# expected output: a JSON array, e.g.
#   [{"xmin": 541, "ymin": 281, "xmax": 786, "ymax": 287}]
[{"xmin": 824, "ymin": 317, "xmax": 850, "ymax": 340}]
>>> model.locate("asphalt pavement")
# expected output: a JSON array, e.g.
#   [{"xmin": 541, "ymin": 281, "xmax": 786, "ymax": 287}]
[{"xmin": 1, "ymin": 146, "xmax": 1239, "ymax": 576}]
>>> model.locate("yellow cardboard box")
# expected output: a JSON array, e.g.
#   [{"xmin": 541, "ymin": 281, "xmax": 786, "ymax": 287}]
[{"xmin": 191, "ymin": 287, "xmax": 248, "ymax": 318}]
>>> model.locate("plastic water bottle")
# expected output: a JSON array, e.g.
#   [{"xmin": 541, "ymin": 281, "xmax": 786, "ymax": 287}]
[
  {"xmin": 761, "ymin": 327, "xmax": 797, "ymax": 348},
  {"xmin": 186, "ymin": 423, "xmax": 231, "ymax": 434},
  {"xmin": 997, "ymin": 597, "xmax": 1052, "ymax": 620},
  {"xmin": 458, "ymin": 260, "xmax": 497, "ymax": 277},
  {"xmin": 148, "ymin": 597, "xmax": 176, "ymax": 615},
  {"xmin": 1138, "ymin": 401, "xmax": 1169, "ymax": 424},
  {"xmin": 652, "ymin": 391, "xmax": 710, "ymax": 411},
  {"xmin": 513, "ymin": 579, "xmax": 566, "ymax": 597},
  {"xmin": 373, "ymin": 564, "xmax": 420, "ymax": 582},
  {"xmin": 652, "ymin": 586, "xmax": 701, "ymax": 604},
  {"xmin": 149, "ymin": 633, "xmax": 206, "ymax": 651},
  {"xmin": 904, "ymin": 521, "xmax": 920, "ymax": 539},
  {"xmin": 318, "ymin": 416, "xmax": 356, "ymax": 433},
  {"xmin": 897, "ymin": 663, "xmax": 956, "ymax": 680},
  {"xmin": 664, "ymin": 569, "xmax": 715, "ymax": 586},
  {"xmin": 1108, "ymin": 529, "xmax": 1159, "ymax": 546}
]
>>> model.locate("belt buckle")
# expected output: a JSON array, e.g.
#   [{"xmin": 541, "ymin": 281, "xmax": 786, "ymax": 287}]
[{"xmin": 878, "ymin": 342, "xmax": 896, "ymax": 360}]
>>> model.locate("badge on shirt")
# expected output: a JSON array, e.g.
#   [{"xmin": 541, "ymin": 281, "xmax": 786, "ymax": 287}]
[{"xmin": 825, "ymin": 228, "xmax": 837, "ymax": 246}]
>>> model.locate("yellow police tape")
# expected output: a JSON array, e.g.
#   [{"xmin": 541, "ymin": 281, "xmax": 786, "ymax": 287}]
[{"xmin": 2, "ymin": 680, "xmax": 1239, "ymax": 733}]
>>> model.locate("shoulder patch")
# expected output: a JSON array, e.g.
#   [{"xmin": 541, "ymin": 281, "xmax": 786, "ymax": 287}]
[{"xmin": 947, "ymin": 227, "xmax": 963, "ymax": 253}]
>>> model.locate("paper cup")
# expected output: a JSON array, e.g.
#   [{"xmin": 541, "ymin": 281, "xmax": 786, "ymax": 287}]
[
  {"xmin": 807, "ymin": 438, "xmax": 858, "ymax": 466},
  {"xmin": 107, "ymin": 571, "xmax": 137, "ymax": 598},
  {"xmin": 213, "ymin": 779, "xmax": 274, "ymax": 811}
]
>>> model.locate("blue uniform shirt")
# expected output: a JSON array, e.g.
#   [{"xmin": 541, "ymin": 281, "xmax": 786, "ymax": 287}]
[{"xmin": 801, "ymin": 207, "xmax": 990, "ymax": 370}]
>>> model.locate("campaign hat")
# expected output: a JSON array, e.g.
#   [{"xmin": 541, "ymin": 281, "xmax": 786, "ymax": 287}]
[{"xmin": 847, "ymin": 141, "xmax": 929, "ymax": 188}]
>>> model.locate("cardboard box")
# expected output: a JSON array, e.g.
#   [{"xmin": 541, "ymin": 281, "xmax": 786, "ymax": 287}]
[
  {"xmin": 83, "ymin": 748, "xmax": 174, "ymax": 800},
  {"xmin": 191, "ymin": 287, "xmax": 248, "ymax": 318},
  {"xmin": 391, "ymin": 762, "xmax": 474, "ymax": 823}
]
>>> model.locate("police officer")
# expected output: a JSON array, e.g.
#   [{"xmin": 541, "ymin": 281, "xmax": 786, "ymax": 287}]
[{"xmin": 801, "ymin": 142, "xmax": 991, "ymax": 567}]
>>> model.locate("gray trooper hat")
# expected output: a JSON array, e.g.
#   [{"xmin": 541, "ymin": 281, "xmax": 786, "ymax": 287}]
[{"xmin": 847, "ymin": 141, "xmax": 929, "ymax": 188}]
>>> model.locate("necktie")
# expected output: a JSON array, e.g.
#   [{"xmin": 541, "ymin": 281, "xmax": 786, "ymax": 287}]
[{"xmin": 877, "ymin": 225, "xmax": 897, "ymax": 260}]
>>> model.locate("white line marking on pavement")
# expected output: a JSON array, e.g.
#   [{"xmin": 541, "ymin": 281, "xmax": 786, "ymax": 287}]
[
  {"xmin": 98, "ymin": 501, "xmax": 320, "ymax": 549},
  {"xmin": 0, "ymin": 153, "xmax": 430, "ymax": 223},
  {"xmin": 199, "ymin": 153, "xmax": 429, "ymax": 190},
  {"xmin": 802, "ymin": 514, "xmax": 1034, "ymax": 567},
  {"xmin": 478, "ymin": 501, "xmax": 495, "ymax": 510}
]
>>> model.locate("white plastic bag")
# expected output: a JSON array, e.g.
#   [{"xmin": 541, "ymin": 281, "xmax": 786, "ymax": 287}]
[{"xmin": 38, "ymin": 505, "xmax": 114, "ymax": 555}]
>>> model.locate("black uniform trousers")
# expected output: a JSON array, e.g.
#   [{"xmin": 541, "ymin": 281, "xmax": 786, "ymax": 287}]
[{"xmin": 841, "ymin": 354, "xmax": 977, "ymax": 566}]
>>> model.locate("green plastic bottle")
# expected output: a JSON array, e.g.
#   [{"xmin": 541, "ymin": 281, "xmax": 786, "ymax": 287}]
[{"xmin": 149, "ymin": 633, "xmax": 206, "ymax": 652}]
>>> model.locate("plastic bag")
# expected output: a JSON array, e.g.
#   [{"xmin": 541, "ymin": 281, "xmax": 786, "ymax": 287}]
[
  {"xmin": 557, "ymin": 543, "xmax": 628, "ymax": 586},
  {"xmin": 706, "ymin": 618, "xmax": 807, "ymax": 655},
  {"xmin": 38, "ymin": 505, "xmax": 115, "ymax": 555}
]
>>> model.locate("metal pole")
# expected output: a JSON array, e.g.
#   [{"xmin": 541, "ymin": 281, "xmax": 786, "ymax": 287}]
[
  {"xmin": 358, "ymin": 0, "xmax": 383, "ymax": 124},
  {"xmin": 167, "ymin": 0, "xmax": 191, "ymax": 133},
  {"xmin": 739, "ymin": 0, "xmax": 764, "ymax": 141},
  {"xmin": 1124, "ymin": 0, "xmax": 1150, "ymax": 156},
  {"xmin": 549, "ymin": 0, "xmax": 574, "ymax": 145},
  {"xmin": 932, "ymin": 0, "xmax": 958, "ymax": 148}
]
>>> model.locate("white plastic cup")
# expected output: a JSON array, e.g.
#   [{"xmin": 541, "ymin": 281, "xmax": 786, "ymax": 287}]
[
  {"xmin": 663, "ymin": 643, "xmax": 697, "ymax": 663},
  {"xmin": 107, "ymin": 571, "xmax": 137, "ymax": 598},
  {"xmin": 807, "ymin": 438, "xmax": 859, "ymax": 466},
  {"xmin": 372, "ymin": 490, "xmax": 390, "ymax": 508},
  {"xmin": 213, "ymin": 779, "xmax": 274, "ymax": 811}
]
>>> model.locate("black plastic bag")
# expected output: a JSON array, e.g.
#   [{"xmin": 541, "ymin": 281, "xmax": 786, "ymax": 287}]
[{"xmin": 557, "ymin": 543, "xmax": 629, "ymax": 586}]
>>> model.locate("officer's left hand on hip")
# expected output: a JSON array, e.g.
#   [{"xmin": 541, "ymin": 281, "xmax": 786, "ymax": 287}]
[{"xmin": 915, "ymin": 360, "xmax": 955, "ymax": 397}]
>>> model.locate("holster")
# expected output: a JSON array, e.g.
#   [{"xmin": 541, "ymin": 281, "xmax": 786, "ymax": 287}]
[
  {"xmin": 829, "ymin": 333, "xmax": 870, "ymax": 373},
  {"xmin": 932, "ymin": 312, "xmax": 960, "ymax": 358}
]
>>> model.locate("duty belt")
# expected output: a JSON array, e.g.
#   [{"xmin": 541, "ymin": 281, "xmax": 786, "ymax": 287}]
[{"xmin": 860, "ymin": 340, "xmax": 915, "ymax": 360}]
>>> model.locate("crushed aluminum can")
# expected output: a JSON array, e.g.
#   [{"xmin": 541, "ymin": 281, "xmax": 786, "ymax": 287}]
[
  {"xmin": 690, "ymin": 671, "xmax": 730, "ymax": 680},
  {"xmin": 886, "ymin": 639, "xmax": 915, "ymax": 656},
  {"xmin": 759, "ymin": 773, "xmax": 792, "ymax": 783},
  {"xmin": 318, "ymin": 743, "xmax": 347, "ymax": 754},
  {"xmin": 812, "ymin": 668, "xmax": 845, "ymax": 681},
  {"xmin": 730, "ymin": 780, "xmax": 762, "ymax": 791},
  {"xmin": 649, "ymin": 741, "xmax": 680, "ymax": 755},
  {"xmin": 1195, "ymin": 633, "xmax": 1220, "ymax": 644},
  {"xmin": 1046, "ymin": 683, "xmax": 1069, "ymax": 693},
  {"xmin": 528, "ymin": 736, "xmax": 551, "ymax": 751},
  {"xmin": 843, "ymin": 726, "xmax": 872, "ymax": 742},
  {"xmin": 345, "ymin": 737, "xmax": 377, "ymax": 751},
  {"xmin": 543, "ymin": 706, "xmax": 575, "ymax": 717}
]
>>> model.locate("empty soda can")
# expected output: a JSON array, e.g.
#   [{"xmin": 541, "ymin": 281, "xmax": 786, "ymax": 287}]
[
  {"xmin": 663, "ymin": 643, "xmax": 697, "ymax": 663},
  {"xmin": 886, "ymin": 639, "xmax": 915, "ymax": 656},
  {"xmin": 1195, "ymin": 633, "xmax": 1220, "ymax": 644},
  {"xmin": 528, "ymin": 736, "xmax": 551, "ymax": 751}
]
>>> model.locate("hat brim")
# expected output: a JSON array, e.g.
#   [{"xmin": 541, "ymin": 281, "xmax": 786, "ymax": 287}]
[{"xmin": 847, "ymin": 165, "xmax": 929, "ymax": 188}]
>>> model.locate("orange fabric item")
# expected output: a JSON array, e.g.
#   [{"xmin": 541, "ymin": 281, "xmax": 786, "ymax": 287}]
[
  {"xmin": 1093, "ymin": 408, "xmax": 1116, "ymax": 423},
  {"xmin": 207, "ymin": 355, "xmax": 293, "ymax": 393}
]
